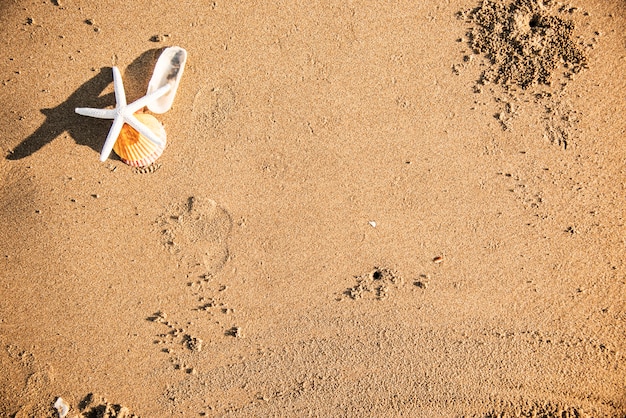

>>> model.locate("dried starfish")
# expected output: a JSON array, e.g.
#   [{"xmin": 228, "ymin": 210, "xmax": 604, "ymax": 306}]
[{"xmin": 75, "ymin": 66, "xmax": 171, "ymax": 162}]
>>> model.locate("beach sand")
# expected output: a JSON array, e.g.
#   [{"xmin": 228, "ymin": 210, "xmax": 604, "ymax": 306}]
[{"xmin": 1, "ymin": 0, "xmax": 625, "ymax": 416}]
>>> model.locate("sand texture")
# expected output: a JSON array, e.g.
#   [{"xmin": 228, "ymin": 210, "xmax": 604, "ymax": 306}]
[{"xmin": 1, "ymin": 0, "xmax": 625, "ymax": 416}]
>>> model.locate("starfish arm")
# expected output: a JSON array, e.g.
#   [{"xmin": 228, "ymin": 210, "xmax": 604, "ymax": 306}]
[
  {"xmin": 112, "ymin": 67, "xmax": 127, "ymax": 107},
  {"xmin": 99, "ymin": 116, "xmax": 125, "ymax": 162},
  {"xmin": 125, "ymin": 84, "xmax": 172, "ymax": 114},
  {"xmin": 125, "ymin": 113, "xmax": 166, "ymax": 147},
  {"xmin": 75, "ymin": 107, "xmax": 117, "ymax": 119}
]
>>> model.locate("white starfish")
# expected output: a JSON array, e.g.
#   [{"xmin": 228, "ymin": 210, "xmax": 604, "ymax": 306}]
[{"xmin": 75, "ymin": 66, "xmax": 171, "ymax": 162}]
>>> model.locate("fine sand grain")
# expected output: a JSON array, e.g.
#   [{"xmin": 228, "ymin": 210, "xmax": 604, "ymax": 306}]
[{"xmin": 1, "ymin": 0, "xmax": 625, "ymax": 416}]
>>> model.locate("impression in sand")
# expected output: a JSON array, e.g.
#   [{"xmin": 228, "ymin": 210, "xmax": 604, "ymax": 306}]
[
  {"xmin": 158, "ymin": 196, "xmax": 233, "ymax": 276},
  {"xmin": 150, "ymin": 196, "xmax": 236, "ymax": 367}
]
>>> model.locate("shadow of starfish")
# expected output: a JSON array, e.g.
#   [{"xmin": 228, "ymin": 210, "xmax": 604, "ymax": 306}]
[
  {"xmin": 6, "ymin": 48, "xmax": 165, "ymax": 161},
  {"xmin": 6, "ymin": 68, "xmax": 113, "ymax": 160}
]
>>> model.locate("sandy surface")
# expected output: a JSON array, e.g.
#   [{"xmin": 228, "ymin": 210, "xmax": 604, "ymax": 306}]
[{"xmin": 1, "ymin": 0, "xmax": 625, "ymax": 416}]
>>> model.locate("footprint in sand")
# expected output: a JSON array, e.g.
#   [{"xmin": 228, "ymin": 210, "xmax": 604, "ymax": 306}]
[{"xmin": 159, "ymin": 196, "xmax": 232, "ymax": 276}]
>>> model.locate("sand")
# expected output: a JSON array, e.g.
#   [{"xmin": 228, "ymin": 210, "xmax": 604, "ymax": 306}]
[{"xmin": 1, "ymin": 0, "xmax": 625, "ymax": 416}]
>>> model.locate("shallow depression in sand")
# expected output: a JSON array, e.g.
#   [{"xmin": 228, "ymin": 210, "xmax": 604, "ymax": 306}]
[{"xmin": 158, "ymin": 196, "xmax": 232, "ymax": 276}]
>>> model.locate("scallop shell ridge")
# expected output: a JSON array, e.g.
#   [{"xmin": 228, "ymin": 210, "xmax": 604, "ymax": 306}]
[{"xmin": 113, "ymin": 113, "xmax": 167, "ymax": 167}]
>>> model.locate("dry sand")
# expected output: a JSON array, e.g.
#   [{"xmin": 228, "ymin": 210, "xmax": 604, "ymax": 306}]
[{"xmin": 1, "ymin": 0, "xmax": 625, "ymax": 416}]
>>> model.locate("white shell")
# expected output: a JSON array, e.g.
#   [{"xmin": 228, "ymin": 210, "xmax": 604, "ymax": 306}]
[
  {"xmin": 54, "ymin": 397, "xmax": 70, "ymax": 418},
  {"xmin": 146, "ymin": 46, "xmax": 188, "ymax": 114}
]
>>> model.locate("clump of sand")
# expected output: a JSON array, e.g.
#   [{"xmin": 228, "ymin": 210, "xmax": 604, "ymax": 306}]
[
  {"xmin": 462, "ymin": 0, "xmax": 588, "ymax": 89},
  {"xmin": 76, "ymin": 393, "xmax": 137, "ymax": 418},
  {"xmin": 342, "ymin": 267, "xmax": 403, "ymax": 301}
]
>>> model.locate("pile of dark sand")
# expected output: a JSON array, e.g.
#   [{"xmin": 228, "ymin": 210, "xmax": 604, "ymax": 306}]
[
  {"xmin": 462, "ymin": 0, "xmax": 588, "ymax": 89},
  {"xmin": 78, "ymin": 393, "xmax": 137, "ymax": 418}
]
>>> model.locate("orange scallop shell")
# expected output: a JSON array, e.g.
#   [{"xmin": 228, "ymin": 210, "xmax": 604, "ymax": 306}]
[{"xmin": 113, "ymin": 113, "xmax": 166, "ymax": 167}]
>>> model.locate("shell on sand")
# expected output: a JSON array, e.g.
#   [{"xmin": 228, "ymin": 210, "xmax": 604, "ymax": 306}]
[
  {"xmin": 146, "ymin": 46, "xmax": 187, "ymax": 114},
  {"xmin": 113, "ymin": 113, "xmax": 166, "ymax": 167}
]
